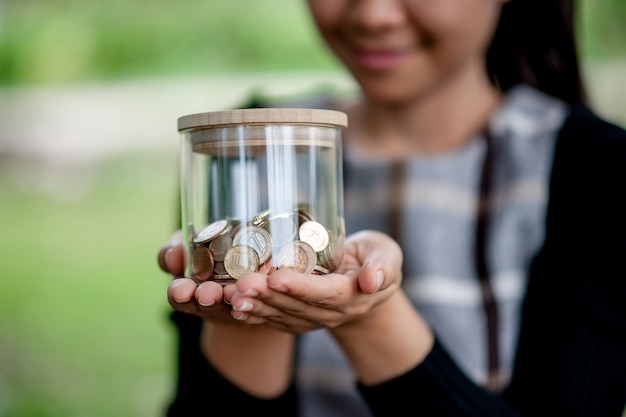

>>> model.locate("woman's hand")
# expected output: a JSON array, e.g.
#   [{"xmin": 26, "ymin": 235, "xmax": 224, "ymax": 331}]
[
  {"xmin": 158, "ymin": 230, "xmax": 238, "ymax": 325},
  {"xmin": 158, "ymin": 230, "xmax": 296, "ymax": 397},
  {"xmin": 227, "ymin": 230, "xmax": 404, "ymax": 333}
]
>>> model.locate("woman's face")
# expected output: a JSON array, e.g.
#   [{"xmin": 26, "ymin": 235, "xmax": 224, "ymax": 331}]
[{"xmin": 306, "ymin": 0, "xmax": 504, "ymax": 105}]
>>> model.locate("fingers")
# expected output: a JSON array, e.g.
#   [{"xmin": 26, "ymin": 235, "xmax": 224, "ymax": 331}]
[
  {"xmin": 167, "ymin": 278, "xmax": 240, "ymax": 325},
  {"xmin": 167, "ymin": 277, "xmax": 198, "ymax": 310},
  {"xmin": 167, "ymin": 277, "xmax": 217, "ymax": 309},
  {"xmin": 225, "ymin": 230, "xmax": 404, "ymax": 332},
  {"xmin": 344, "ymin": 230, "xmax": 403, "ymax": 294},
  {"xmin": 356, "ymin": 255, "xmax": 399, "ymax": 295},
  {"xmin": 158, "ymin": 230, "xmax": 186, "ymax": 276},
  {"xmin": 160, "ymin": 229, "xmax": 404, "ymax": 334},
  {"xmin": 231, "ymin": 270, "xmax": 372, "ymax": 331},
  {"xmin": 229, "ymin": 272, "xmax": 304, "ymax": 318},
  {"xmin": 356, "ymin": 264, "xmax": 386, "ymax": 294},
  {"xmin": 228, "ymin": 272, "xmax": 325, "ymax": 332},
  {"xmin": 266, "ymin": 269, "xmax": 357, "ymax": 308},
  {"xmin": 195, "ymin": 280, "xmax": 226, "ymax": 307}
]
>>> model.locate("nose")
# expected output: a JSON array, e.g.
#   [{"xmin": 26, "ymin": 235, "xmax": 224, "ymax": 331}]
[{"xmin": 348, "ymin": 0, "xmax": 407, "ymax": 32}]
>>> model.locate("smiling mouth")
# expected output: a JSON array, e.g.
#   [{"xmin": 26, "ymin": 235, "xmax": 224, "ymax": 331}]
[{"xmin": 352, "ymin": 49, "xmax": 411, "ymax": 71}]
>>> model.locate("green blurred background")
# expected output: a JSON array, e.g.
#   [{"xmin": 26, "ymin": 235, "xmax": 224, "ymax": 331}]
[{"xmin": 0, "ymin": 1, "xmax": 624, "ymax": 416}]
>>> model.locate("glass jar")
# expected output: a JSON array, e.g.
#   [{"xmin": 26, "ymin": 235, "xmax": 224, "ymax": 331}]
[{"xmin": 177, "ymin": 108, "xmax": 347, "ymax": 284}]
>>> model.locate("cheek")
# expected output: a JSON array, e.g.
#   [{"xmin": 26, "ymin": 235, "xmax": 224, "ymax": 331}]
[
  {"xmin": 422, "ymin": 14, "xmax": 501, "ymax": 75},
  {"xmin": 306, "ymin": 1, "xmax": 350, "ymax": 61},
  {"xmin": 411, "ymin": 0, "xmax": 502, "ymax": 54},
  {"xmin": 306, "ymin": 0, "xmax": 346, "ymax": 31}
]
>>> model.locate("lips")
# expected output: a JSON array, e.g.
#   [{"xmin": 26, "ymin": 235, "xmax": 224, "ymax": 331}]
[{"xmin": 351, "ymin": 47, "xmax": 411, "ymax": 71}]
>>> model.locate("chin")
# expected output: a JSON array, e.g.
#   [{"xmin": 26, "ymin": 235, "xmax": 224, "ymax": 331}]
[{"xmin": 360, "ymin": 84, "xmax": 421, "ymax": 106}]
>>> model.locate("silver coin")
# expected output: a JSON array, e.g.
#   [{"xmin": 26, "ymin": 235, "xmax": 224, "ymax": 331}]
[
  {"xmin": 193, "ymin": 219, "xmax": 229, "ymax": 244},
  {"xmin": 232, "ymin": 225, "xmax": 273, "ymax": 264}
]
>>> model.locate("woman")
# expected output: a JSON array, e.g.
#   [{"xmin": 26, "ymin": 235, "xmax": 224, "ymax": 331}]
[{"xmin": 158, "ymin": 0, "xmax": 626, "ymax": 415}]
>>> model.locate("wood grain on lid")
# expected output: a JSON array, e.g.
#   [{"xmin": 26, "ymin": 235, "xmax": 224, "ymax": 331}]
[{"xmin": 178, "ymin": 108, "xmax": 348, "ymax": 131}]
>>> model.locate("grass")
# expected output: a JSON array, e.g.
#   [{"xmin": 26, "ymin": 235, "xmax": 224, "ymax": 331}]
[{"xmin": 0, "ymin": 150, "xmax": 180, "ymax": 417}]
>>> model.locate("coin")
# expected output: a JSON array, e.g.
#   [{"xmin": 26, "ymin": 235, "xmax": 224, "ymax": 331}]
[
  {"xmin": 191, "ymin": 245, "xmax": 215, "ymax": 281},
  {"xmin": 213, "ymin": 261, "xmax": 228, "ymax": 276},
  {"xmin": 296, "ymin": 207, "xmax": 316, "ymax": 222},
  {"xmin": 313, "ymin": 264, "xmax": 330, "ymax": 274},
  {"xmin": 261, "ymin": 214, "xmax": 298, "ymax": 247},
  {"xmin": 298, "ymin": 220, "xmax": 330, "ymax": 252},
  {"xmin": 318, "ymin": 229, "xmax": 344, "ymax": 272},
  {"xmin": 211, "ymin": 261, "xmax": 233, "ymax": 283},
  {"xmin": 251, "ymin": 209, "xmax": 271, "ymax": 226},
  {"xmin": 193, "ymin": 219, "xmax": 229, "ymax": 244},
  {"xmin": 224, "ymin": 245, "xmax": 260, "ymax": 279},
  {"xmin": 258, "ymin": 258, "xmax": 276, "ymax": 275},
  {"xmin": 209, "ymin": 233, "xmax": 232, "ymax": 262},
  {"xmin": 276, "ymin": 241, "xmax": 316, "ymax": 274},
  {"xmin": 232, "ymin": 225, "xmax": 273, "ymax": 264}
]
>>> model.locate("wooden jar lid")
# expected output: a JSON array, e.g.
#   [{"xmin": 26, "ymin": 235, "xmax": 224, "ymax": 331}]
[{"xmin": 178, "ymin": 108, "xmax": 348, "ymax": 132}]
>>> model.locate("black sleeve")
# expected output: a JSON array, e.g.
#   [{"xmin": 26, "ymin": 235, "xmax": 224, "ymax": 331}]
[
  {"xmin": 357, "ymin": 337, "xmax": 521, "ymax": 417},
  {"xmin": 505, "ymin": 105, "xmax": 626, "ymax": 416},
  {"xmin": 357, "ymin": 106, "xmax": 626, "ymax": 417},
  {"xmin": 165, "ymin": 311, "xmax": 298, "ymax": 417}
]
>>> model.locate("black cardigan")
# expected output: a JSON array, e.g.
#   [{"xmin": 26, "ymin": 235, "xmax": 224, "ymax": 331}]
[{"xmin": 166, "ymin": 105, "xmax": 626, "ymax": 417}]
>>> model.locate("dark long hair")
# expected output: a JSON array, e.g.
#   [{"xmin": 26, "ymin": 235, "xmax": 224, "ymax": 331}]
[{"xmin": 487, "ymin": 0, "xmax": 587, "ymax": 104}]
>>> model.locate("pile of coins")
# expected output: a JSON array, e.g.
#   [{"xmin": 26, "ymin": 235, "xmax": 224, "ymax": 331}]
[{"xmin": 190, "ymin": 208, "xmax": 344, "ymax": 283}]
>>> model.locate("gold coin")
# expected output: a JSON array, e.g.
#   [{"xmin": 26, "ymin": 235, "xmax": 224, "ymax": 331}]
[
  {"xmin": 298, "ymin": 220, "xmax": 330, "ymax": 252},
  {"xmin": 276, "ymin": 241, "xmax": 316, "ymax": 274},
  {"xmin": 193, "ymin": 219, "xmax": 229, "ymax": 244},
  {"xmin": 232, "ymin": 225, "xmax": 273, "ymax": 264},
  {"xmin": 251, "ymin": 209, "xmax": 271, "ymax": 226},
  {"xmin": 224, "ymin": 245, "xmax": 260, "ymax": 279},
  {"xmin": 191, "ymin": 245, "xmax": 215, "ymax": 281}
]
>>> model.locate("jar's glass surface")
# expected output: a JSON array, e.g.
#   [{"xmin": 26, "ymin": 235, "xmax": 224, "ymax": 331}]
[{"xmin": 178, "ymin": 109, "xmax": 347, "ymax": 284}]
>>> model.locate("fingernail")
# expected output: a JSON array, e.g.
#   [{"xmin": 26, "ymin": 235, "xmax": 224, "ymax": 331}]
[
  {"xmin": 268, "ymin": 283, "xmax": 287, "ymax": 293},
  {"xmin": 164, "ymin": 247, "xmax": 175, "ymax": 269},
  {"xmin": 234, "ymin": 300, "xmax": 253, "ymax": 312},
  {"xmin": 232, "ymin": 312, "xmax": 248, "ymax": 321},
  {"xmin": 158, "ymin": 247, "xmax": 171, "ymax": 271},
  {"xmin": 197, "ymin": 298, "xmax": 215, "ymax": 307},
  {"xmin": 375, "ymin": 270, "xmax": 384, "ymax": 291}
]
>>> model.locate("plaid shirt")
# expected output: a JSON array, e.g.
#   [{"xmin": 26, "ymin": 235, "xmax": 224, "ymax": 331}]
[{"xmin": 296, "ymin": 85, "xmax": 568, "ymax": 417}]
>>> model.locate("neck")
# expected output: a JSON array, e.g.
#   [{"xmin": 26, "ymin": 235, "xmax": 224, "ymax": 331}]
[{"xmin": 344, "ymin": 64, "xmax": 501, "ymax": 158}]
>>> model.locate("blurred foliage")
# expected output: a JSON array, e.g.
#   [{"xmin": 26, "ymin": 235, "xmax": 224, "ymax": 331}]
[
  {"xmin": 0, "ymin": 0, "xmax": 338, "ymax": 86},
  {"xmin": 0, "ymin": 0, "xmax": 625, "ymax": 86},
  {"xmin": 578, "ymin": 0, "xmax": 626, "ymax": 58},
  {"xmin": 0, "ymin": 151, "xmax": 179, "ymax": 417}
]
